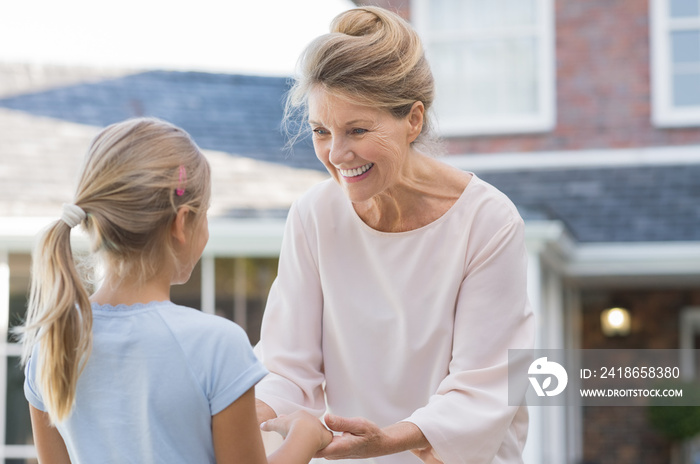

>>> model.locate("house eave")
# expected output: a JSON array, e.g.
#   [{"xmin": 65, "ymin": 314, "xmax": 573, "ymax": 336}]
[{"xmin": 3, "ymin": 217, "xmax": 700, "ymax": 286}]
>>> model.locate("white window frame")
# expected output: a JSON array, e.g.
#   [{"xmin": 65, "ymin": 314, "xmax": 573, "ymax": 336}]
[
  {"xmin": 650, "ymin": 0, "xmax": 700, "ymax": 127},
  {"xmin": 411, "ymin": 0, "xmax": 556, "ymax": 137},
  {"xmin": 680, "ymin": 307, "xmax": 700, "ymax": 379}
]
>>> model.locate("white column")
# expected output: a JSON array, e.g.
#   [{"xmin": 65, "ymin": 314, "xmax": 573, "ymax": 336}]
[
  {"xmin": 542, "ymin": 269, "xmax": 567, "ymax": 464},
  {"xmin": 566, "ymin": 287, "xmax": 584, "ymax": 464},
  {"xmin": 522, "ymin": 246, "xmax": 543, "ymax": 464},
  {"xmin": 200, "ymin": 254, "xmax": 215, "ymax": 315},
  {"xmin": 0, "ymin": 248, "xmax": 9, "ymax": 459},
  {"xmin": 234, "ymin": 258, "xmax": 247, "ymax": 332}
]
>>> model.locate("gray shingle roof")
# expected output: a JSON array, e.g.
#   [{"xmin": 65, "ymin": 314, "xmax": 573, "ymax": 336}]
[
  {"xmin": 0, "ymin": 66, "xmax": 328, "ymax": 218},
  {"xmin": 0, "ymin": 70, "xmax": 320, "ymax": 171},
  {"xmin": 478, "ymin": 165, "xmax": 700, "ymax": 242}
]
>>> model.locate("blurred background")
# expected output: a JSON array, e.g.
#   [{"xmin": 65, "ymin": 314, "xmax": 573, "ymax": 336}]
[{"xmin": 1, "ymin": 0, "xmax": 700, "ymax": 463}]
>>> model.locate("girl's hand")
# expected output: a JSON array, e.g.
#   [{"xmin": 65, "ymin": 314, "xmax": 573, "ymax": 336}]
[
  {"xmin": 261, "ymin": 411, "xmax": 332, "ymax": 451},
  {"xmin": 255, "ymin": 399, "xmax": 277, "ymax": 424}
]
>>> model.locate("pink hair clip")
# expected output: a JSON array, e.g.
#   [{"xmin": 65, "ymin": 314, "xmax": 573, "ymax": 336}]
[{"xmin": 176, "ymin": 165, "xmax": 187, "ymax": 196}]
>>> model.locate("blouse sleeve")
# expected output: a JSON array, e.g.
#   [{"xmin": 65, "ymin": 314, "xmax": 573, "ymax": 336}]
[
  {"xmin": 404, "ymin": 216, "xmax": 536, "ymax": 464},
  {"xmin": 253, "ymin": 202, "xmax": 327, "ymax": 417}
]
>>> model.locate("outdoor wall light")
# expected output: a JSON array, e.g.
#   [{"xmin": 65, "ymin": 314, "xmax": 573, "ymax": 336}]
[{"xmin": 600, "ymin": 307, "xmax": 631, "ymax": 337}]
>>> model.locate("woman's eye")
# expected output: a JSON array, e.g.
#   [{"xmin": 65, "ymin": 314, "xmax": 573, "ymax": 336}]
[
  {"xmin": 312, "ymin": 128, "xmax": 329, "ymax": 136},
  {"xmin": 351, "ymin": 128, "xmax": 368, "ymax": 135}
]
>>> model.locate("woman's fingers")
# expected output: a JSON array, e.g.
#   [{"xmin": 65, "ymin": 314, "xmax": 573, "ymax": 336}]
[
  {"xmin": 260, "ymin": 414, "xmax": 289, "ymax": 436},
  {"xmin": 316, "ymin": 414, "xmax": 385, "ymax": 459},
  {"xmin": 324, "ymin": 414, "xmax": 369, "ymax": 434}
]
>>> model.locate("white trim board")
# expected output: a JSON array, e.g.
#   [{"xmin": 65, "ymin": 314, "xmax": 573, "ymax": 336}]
[
  {"xmin": 444, "ymin": 144, "xmax": 700, "ymax": 172},
  {"xmin": 0, "ymin": 216, "xmax": 286, "ymax": 256},
  {"xmin": 568, "ymin": 241, "xmax": 700, "ymax": 277}
]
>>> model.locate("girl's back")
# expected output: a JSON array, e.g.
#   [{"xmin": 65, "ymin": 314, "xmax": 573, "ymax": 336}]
[{"xmin": 25, "ymin": 301, "xmax": 266, "ymax": 463}]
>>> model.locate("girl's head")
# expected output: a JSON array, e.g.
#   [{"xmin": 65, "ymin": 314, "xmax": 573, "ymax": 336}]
[
  {"xmin": 77, "ymin": 117, "xmax": 211, "ymax": 282},
  {"xmin": 20, "ymin": 117, "xmax": 210, "ymax": 423},
  {"xmin": 284, "ymin": 6, "xmax": 436, "ymax": 151}
]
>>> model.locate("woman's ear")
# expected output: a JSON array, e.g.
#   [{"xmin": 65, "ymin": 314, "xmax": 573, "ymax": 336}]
[
  {"xmin": 171, "ymin": 207, "xmax": 190, "ymax": 245},
  {"xmin": 406, "ymin": 101, "xmax": 425, "ymax": 143}
]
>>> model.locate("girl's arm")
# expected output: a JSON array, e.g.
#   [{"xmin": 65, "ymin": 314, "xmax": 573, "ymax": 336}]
[
  {"xmin": 212, "ymin": 387, "xmax": 267, "ymax": 464},
  {"xmin": 29, "ymin": 405, "xmax": 71, "ymax": 464},
  {"xmin": 212, "ymin": 386, "xmax": 331, "ymax": 464}
]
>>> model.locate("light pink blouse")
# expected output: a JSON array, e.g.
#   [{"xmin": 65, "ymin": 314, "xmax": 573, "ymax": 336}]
[{"xmin": 255, "ymin": 174, "xmax": 535, "ymax": 464}]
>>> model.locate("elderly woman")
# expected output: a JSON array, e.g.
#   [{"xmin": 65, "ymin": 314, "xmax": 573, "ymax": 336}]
[{"xmin": 254, "ymin": 6, "xmax": 535, "ymax": 464}]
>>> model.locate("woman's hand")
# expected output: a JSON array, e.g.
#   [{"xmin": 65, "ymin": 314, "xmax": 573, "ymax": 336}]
[
  {"xmin": 261, "ymin": 411, "xmax": 332, "ymax": 452},
  {"xmin": 315, "ymin": 414, "xmax": 386, "ymax": 459},
  {"xmin": 315, "ymin": 414, "xmax": 431, "ymax": 460},
  {"xmin": 412, "ymin": 446, "xmax": 445, "ymax": 464}
]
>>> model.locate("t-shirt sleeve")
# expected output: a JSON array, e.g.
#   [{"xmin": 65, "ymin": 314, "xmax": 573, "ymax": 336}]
[
  {"xmin": 24, "ymin": 351, "xmax": 47, "ymax": 412},
  {"xmin": 203, "ymin": 319, "xmax": 269, "ymax": 416}
]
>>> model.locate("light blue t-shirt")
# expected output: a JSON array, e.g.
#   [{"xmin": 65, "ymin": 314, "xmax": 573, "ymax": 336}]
[{"xmin": 24, "ymin": 301, "xmax": 268, "ymax": 464}]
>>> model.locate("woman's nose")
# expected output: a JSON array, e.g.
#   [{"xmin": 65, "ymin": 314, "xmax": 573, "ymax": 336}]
[{"xmin": 329, "ymin": 137, "xmax": 353, "ymax": 166}]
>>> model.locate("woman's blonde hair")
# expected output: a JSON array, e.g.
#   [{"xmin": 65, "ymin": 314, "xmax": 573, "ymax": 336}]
[
  {"xmin": 284, "ymin": 6, "xmax": 437, "ymax": 150},
  {"xmin": 18, "ymin": 117, "xmax": 211, "ymax": 423}
]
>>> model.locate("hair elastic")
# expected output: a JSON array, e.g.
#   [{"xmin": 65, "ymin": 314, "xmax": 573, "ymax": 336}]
[
  {"xmin": 61, "ymin": 203, "xmax": 87, "ymax": 228},
  {"xmin": 176, "ymin": 165, "xmax": 187, "ymax": 196}
]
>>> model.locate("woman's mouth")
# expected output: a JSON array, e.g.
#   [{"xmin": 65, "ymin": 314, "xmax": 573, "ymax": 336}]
[{"xmin": 339, "ymin": 163, "xmax": 374, "ymax": 182}]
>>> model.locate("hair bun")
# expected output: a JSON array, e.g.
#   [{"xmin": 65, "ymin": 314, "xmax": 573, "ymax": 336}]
[{"xmin": 331, "ymin": 7, "xmax": 383, "ymax": 38}]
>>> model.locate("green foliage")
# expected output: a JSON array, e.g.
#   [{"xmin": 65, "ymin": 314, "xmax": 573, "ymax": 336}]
[{"xmin": 648, "ymin": 382, "xmax": 700, "ymax": 442}]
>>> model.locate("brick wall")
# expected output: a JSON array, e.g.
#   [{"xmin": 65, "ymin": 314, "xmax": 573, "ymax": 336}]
[
  {"xmin": 356, "ymin": 0, "xmax": 700, "ymax": 155},
  {"xmin": 579, "ymin": 288, "xmax": 700, "ymax": 464}
]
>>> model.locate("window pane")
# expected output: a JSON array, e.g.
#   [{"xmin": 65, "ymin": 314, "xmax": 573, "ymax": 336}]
[
  {"xmin": 670, "ymin": 0, "xmax": 700, "ymax": 18},
  {"xmin": 671, "ymin": 30, "xmax": 700, "ymax": 63},
  {"xmin": 504, "ymin": 38, "xmax": 539, "ymax": 114},
  {"xmin": 432, "ymin": 37, "xmax": 538, "ymax": 119},
  {"xmin": 8, "ymin": 254, "xmax": 31, "ymax": 343},
  {"xmin": 502, "ymin": 0, "xmax": 537, "ymax": 28},
  {"xmin": 464, "ymin": 0, "xmax": 504, "ymax": 30},
  {"xmin": 673, "ymin": 71, "xmax": 700, "ymax": 105},
  {"xmin": 465, "ymin": 0, "xmax": 536, "ymax": 30},
  {"xmin": 428, "ymin": 0, "xmax": 465, "ymax": 31},
  {"xmin": 429, "ymin": 42, "xmax": 470, "ymax": 120},
  {"xmin": 6, "ymin": 357, "xmax": 33, "ymax": 446},
  {"xmin": 213, "ymin": 257, "xmax": 277, "ymax": 345},
  {"xmin": 429, "ymin": 0, "xmax": 536, "ymax": 33},
  {"xmin": 170, "ymin": 260, "xmax": 202, "ymax": 310}
]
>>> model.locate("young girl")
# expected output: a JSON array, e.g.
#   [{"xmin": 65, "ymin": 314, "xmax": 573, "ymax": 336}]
[{"xmin": 17, "ymin": 117, "xmax": 331, "ymax": 464}]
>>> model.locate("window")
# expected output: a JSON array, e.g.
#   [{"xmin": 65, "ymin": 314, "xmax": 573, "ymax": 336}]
[
  {"xmin": 650, "ymin": 0, "xmax": 700, "ymax": 127},
  {"xmin": 412, "ymin": 0, "xmax": 555, "ymax": 136},
  {"xmin": 680, "ymin": 307, "xmax": 700, "ymax": 378},
  {"xmin": 1, "ymin": 252, "xmax": 36, "ymax": 463}
]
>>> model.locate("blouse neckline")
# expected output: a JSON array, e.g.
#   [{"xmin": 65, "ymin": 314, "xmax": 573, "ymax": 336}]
[{"xmin": 344, "ymin": 172, "xmax": 477, "ymax": 237}]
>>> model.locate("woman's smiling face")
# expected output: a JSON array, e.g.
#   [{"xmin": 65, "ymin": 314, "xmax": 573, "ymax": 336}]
[{"xmin": 307, "ymin": 86, "xmax": 422, "ymax": 204}]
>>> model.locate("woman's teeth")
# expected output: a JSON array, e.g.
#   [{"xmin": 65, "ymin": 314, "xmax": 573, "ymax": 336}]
[{"xmin": 340, "ymin": 163, "xmax": 374, "ymax": 177}]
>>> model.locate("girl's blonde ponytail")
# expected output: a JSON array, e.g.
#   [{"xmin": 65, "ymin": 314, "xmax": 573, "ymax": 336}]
[{"xmin": 22, "ymin": 216, "xmax": 92, "ymax": 423}]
